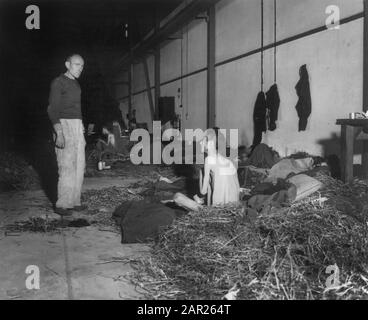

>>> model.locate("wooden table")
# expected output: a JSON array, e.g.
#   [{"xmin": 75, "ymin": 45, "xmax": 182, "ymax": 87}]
[{"xmin": 336, "ymin": 119, "xmax": 368, "ymax": 182}]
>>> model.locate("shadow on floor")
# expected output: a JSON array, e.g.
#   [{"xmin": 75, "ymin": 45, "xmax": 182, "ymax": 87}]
[{"xmin": 26, "ymin": 137, "xmax": 58, "ymax": 206}]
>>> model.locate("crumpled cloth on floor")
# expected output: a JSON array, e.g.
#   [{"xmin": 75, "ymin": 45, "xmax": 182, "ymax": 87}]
[
  {"xmin": 248, "ymin": 173, "xmax": 323, "ymax": 213},
  {"xmin": 112, "ymin": 200, "xmax": 181, "ymax": 243},
  {"xmin": 251, "ymin": 178, "xmax": 291, "ymax": 195},
  {"xmin": 248, "ymin": 188, "xmax": 296, "ymax": 214},
  {"xmin": 266, "ymin": 157, "xmax": 314, "ymax": 181},
  {"xmin": 245, "ymin": 143, "xmax": 280, "ymax": 169}
]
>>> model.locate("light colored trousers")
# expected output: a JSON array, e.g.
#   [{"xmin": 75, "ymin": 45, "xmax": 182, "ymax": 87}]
[{"xmin": 55, "ymin": 119, "xmax": 86, "ymax": 209}]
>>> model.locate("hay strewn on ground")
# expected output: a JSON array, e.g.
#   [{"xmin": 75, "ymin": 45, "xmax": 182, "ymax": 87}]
[
  {"xmin": 81, "ymin": 186, "xmax": 144, "ymax": 229},
  {"xmin": 125, "ymin": 172, "xmax": 368, "ymax": 300},
  {"xmin": 0, "ymin": 152, "xmax": 40, "ymax": 191}
]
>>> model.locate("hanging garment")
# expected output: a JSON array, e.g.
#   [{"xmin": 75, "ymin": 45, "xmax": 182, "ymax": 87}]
[
  {"xmin": 265, "ymin": 84, "xmax": 280, "ymax": 131},
  {"xmin": 252, "ymin": 91, "xmax": 267, "ymax": 149},
  {"xmin": 295, "ymin": 64, "xmax": 311, "ymax": 131}
]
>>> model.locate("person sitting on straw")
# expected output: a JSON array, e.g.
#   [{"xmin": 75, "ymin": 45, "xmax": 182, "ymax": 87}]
[
  {"xmin": 171, "ymin": 128, "xmax": 240, "ymax": 211},
  {"xmin": 199, "ymin": 128, "xmax": 240, "ymax": 206}
]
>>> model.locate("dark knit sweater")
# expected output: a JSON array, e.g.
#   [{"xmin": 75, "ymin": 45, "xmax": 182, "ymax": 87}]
[
  {"xmin": 295, "ymin": 65, "xmax": 311, "ymax": 131},
  {"xmin": 47, "ymin": 74, "xmax": 82, "ymax": 125},
  {"xmin": 252, "ymin": 91, "xmax": 267, "ymax": 149}
]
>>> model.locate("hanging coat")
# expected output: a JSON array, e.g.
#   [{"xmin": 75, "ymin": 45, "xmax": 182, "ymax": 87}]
[
  {"xmin": 252, "ymin": 91, "xmax": 267, "ymax": 149},
  {"xmin": 295, "ymin": 64, "xmax": 311, "ymax": 131},
  {"xmin": 265, "ymin": 84, "xmax": 280, "ymax": 131}
]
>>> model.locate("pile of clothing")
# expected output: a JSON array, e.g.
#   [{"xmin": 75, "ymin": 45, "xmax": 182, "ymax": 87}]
[
  {"xmin": 240, "ymin": 143, "xmax": 331, "ymax": 216},
  {"xmin": 113, "ymin": 143, "xmax": 335, "ymax": 243},
  {"xmin": 112, "ymin": 176, "xmax": 192, "ymax": 243}
]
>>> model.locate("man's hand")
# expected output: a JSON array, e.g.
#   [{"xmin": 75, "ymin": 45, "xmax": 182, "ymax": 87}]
[
  {"xmin": 53, "ymin": 123, "xmax": 65, "ymax": 149},
  {"xmin": 55, "ymin": 131, "xmax": 65, "ymax": 148}
]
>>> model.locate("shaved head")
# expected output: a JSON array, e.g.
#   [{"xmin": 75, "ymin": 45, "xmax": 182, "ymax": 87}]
[
  {"xmin": 65, "ymin": 54, "xmax": 84, "ymax": 79},
  {"xmin": 66, "ymin": 54, "xmax": 83, "ymax": 63}
]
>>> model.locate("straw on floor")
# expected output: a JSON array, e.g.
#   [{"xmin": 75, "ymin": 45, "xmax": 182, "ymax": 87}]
[{"xmin": 123, "ymin": 172, "xmax": 368, "ymax": 300}]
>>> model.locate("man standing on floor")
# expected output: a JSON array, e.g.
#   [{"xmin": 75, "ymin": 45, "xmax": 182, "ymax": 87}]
[{"xmin": 47, "ymin": 54, "xmax": 86, "ymax": 216}]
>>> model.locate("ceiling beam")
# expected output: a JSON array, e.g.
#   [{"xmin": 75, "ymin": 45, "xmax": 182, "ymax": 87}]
[{"xmin": 115, "ymin": 0, "xmax": 222, "ymax": 73}]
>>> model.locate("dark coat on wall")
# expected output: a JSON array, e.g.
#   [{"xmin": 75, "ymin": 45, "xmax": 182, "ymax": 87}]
[
  {"xmin": 265, "ymin": 83, "xmax": 280, "ymax": 131},
  {"xmin": 295, "ymin": 64, "xmax": 311, "ymax": 131},
  {"xmin": 252, "ymin": 91, "xmax": 267, "ymax": 149}
]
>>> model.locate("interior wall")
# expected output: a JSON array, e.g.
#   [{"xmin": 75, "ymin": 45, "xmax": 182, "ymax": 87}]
[
  {"xmin": 181, "ymin": 71, "xmax": 208, "ymax": 131},
  {"xmin": 216, "ymin": 53, "xmax": 261, "ymax": 148},
  {"xmin": 264, "ymin": 19, "xmax": 363, "ymax": 157},
  {"xmin": 115, "ymin": 0, "xmax": 364, "ymax": 158},
  {"xmin": 159, "ymin": 19, "xmax": 207, "ymax": 132},
  {"xmin": 132, "ymin": 55, "xmax": 154, "ymax": 93},
  {"xmin": 215, "ymin": 0, "xmax": 364, "ymax": 157},
  {"xmin": 117, "ymin": 55, "xmax": 155, "ymax": 130},
  {"xmin": 160, "ymin": 79, "xmax": 181, "ymax": 128},
  {"xmin": 117, "ymin": 18, "xmax": 207, "ymax": 133}
]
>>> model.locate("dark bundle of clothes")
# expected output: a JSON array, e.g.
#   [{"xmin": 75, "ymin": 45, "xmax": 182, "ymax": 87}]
[
  {"xmin": 266, "ymin": 84, "xmax": 280, "ymax": 131},
  {"xmin": 295, "ymin": 64, "xmax": 311, "ymax": 131},
  {"xmin": 112, "ymin": 177, "xmax": 192, "ymax": 243},
  {"xmin": 246, "ymin": 143, "xmax": 280, "ymax": 169},
  {"xmin": 112, "ymin": 200, "xmax": 182, "ymax": 243},
  {"xmin": 252, "ymin": 84, "xmax": 280, "ymax": 150},
  {"xmin": 252, "ymin": 91, "xmax": 267, "ymax": 149},
  {"xmin": 251, "ymin": 63, "xmax": 312, "ymax": 149}
]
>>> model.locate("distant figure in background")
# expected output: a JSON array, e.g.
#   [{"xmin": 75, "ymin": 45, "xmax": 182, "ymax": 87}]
[
  {"xmin": 199, "ymin": 128, "xmax": 240, "ymax": 206},
  {"xmin": 127, "ymin": 109, "xmax": 137, "ymax": 131},
  {"xmin": 162, "ymin": 119, "xmax": 182, "ymax": 142},
  {"xmin": 47, "ymin": 54, "xmax": 86, "ymax": 216},
  {"xmin": 96, "ymin": 122, "xmax": 116, "ymax": 160}
]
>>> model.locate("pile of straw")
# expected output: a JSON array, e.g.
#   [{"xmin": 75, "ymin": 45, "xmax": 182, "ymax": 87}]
[
  {"xmin": 0, "ymin": 152, "xmax": 40, "ymax": 191},
  {"xmin": 80, "ymin": 186, "xmax": 144, "ymax": 230},
  {"xmin": 82, "ymin": 186, "xmax": 143, "ymax": 211},
  {"xmin": 126, "ymin": 172, "xmax": 368, "ymax": 300}
]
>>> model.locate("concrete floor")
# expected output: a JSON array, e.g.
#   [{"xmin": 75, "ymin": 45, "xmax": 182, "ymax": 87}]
[{"xmin": 0, "ymin": 176, "xmax": 150, "ymax": 300}]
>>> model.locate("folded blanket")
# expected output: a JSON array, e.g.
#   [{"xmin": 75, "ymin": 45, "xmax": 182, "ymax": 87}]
[
  {"xmin": 286, "ymin": 174, "xmax": 323, "ymax": 202},
  {"xmin": 266, "ymin": 157, "xmax": 314, "ymax": 181}
]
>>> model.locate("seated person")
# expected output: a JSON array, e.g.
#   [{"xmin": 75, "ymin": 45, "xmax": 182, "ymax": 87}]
[
  {"xmin": 127, "ymin": 109, "xmax": 137, "ymax": 132},
  {"xmin": 96, "ymin": 122, "xmax": 116, "ymax": 160},
  {"xmin": 199, "ymin": 128, "xmax": 240, "ymax": 206},
  {"xmin": 173, "ymin": 128, "xmax": 240, "ymax": 210},
  {"xmin": 162, "ymin": 119, "xmax": 182, "ymax": 143}
]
